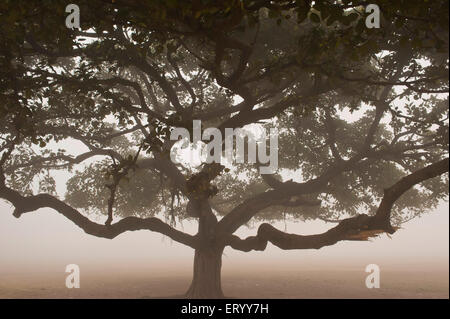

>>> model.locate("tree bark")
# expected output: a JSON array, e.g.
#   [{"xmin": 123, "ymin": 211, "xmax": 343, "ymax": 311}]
[{"xmin": 185, "ymin": 247, "xmax": 224, "ymax": 298}]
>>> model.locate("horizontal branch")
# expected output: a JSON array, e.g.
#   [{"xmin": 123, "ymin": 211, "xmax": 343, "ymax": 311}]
[
  {"xmin": 226, "ymin": 215, "xmax": 379, "ymax": 251},
  {"xmin": 224, "ymin": 158, "xmax": 449, "ymax": 252},
  {"xmin": 0, "ymin": 174, "xmax": 198, "ymax": 248}
]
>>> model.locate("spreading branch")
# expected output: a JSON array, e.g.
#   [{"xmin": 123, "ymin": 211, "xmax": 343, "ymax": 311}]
[
  {"xmin": 0, "ymin": 172, "xmax": 198, "ymax": 248},
  {"xmin": 224, "ymin": 158, "xmax": 449, "ymax": 252}
]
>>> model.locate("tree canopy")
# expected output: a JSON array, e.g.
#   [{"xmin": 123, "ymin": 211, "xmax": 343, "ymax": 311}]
[{"xmin": 0, "ymin": 0, "xmax": 448, "ymax": 298}]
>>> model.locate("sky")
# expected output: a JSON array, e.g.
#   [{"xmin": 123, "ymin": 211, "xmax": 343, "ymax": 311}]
[{"xmin": 0, "ymin": 198, "xmax": 448, "ymax": 276}]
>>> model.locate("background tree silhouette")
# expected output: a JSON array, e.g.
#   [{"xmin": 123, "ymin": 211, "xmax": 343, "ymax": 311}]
[{"xmin": 0, "ymin": 0, "xmax": 448, "ymax": 298}]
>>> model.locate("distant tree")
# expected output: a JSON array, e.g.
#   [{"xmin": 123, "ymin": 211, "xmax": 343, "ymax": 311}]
[{"xmin": 0, "ymin": 0, "xmax": 448, "ymax": 298}]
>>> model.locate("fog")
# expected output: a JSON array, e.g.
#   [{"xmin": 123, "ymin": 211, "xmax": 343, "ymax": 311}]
[{"xmin": 1, "ymin": 200, "xmax": 447, "ymax": 276}]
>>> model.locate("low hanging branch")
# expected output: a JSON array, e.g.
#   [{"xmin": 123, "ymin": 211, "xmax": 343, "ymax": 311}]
[
  {"xmin": 0, "ymin": 170, "xmax": 199, "ymax": 249},
  {"xmin": 225, "ymin": 158, "xmax": 449, "ymax": 252}
]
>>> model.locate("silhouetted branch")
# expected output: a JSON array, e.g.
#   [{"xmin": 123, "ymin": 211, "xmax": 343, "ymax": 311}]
[
  {"xmin": 224, "ymin": 158, "xmax": 449, "ymax": 251},
  {"xmin": 0, "ymin": 174, "xmax": 198, "ymax": 248}
]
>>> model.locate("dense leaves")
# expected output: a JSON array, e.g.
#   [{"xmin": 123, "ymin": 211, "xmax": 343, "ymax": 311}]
[{"xmin": 0, "ymin": 0, "xmax": 448, "ymax": 227}]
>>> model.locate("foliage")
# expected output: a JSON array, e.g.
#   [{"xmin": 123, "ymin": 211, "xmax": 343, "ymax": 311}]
[{"xmin": 0, "ymin": 0, "xmax": 448, "ymax": 227}]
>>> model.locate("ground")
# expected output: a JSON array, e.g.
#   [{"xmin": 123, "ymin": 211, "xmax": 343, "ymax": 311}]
[{"xmin": 0, "ymin": 268, "xmax": 447, "ymax": 299}]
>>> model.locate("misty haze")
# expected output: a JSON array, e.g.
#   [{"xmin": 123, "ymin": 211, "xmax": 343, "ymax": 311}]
[{"xmin": 0, "ymin": 0, "xmax": 448, "ymax": 299}]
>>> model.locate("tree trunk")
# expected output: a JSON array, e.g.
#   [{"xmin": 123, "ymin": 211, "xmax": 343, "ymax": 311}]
[{"xmin": 185, "ymin": 247, "xmax": 224, "ymax": 298}]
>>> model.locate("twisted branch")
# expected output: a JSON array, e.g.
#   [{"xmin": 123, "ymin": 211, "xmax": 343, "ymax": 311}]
[{"xmin": 225, "ymin": 158, "xmax": 449, "ymax": 252}]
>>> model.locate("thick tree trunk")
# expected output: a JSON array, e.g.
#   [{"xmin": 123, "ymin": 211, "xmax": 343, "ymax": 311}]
[{"xmin": 185, "ymin": 247, "xmax": 224, "ymax": 298}]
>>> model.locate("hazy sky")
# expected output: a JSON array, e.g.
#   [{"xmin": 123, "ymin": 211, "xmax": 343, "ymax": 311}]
[{"xmin": 0, "ymin": 199, "xmax": 448, "ymax": 275}]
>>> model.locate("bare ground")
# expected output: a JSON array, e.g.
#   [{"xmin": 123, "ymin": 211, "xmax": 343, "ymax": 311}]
[{"xmin": 0, "ymin": 268, "xmax": 448, "ymax": 299}]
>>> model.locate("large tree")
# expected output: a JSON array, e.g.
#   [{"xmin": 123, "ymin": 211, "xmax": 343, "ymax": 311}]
[{"xmin": 0, "ymin": 0, "xmax": 448, "ymax": 298}]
